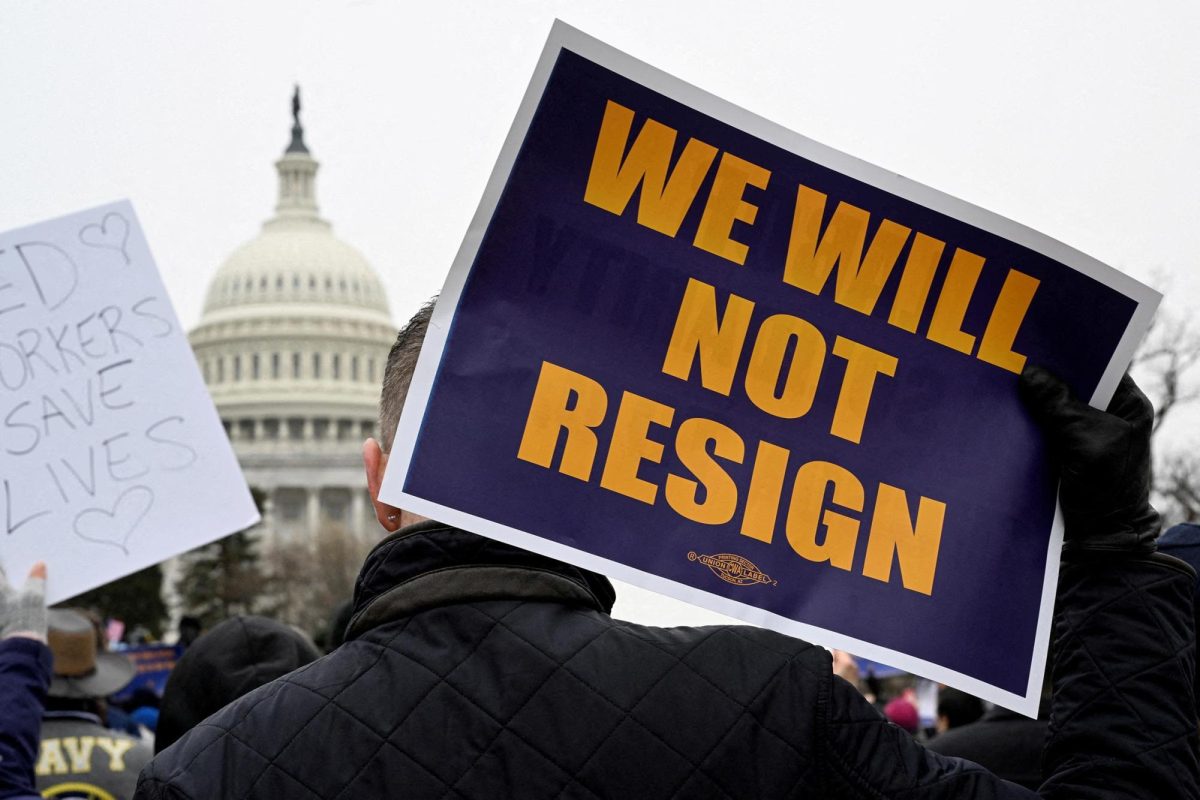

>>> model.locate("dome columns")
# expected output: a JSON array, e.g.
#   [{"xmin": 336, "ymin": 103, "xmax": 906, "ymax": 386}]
[{"xmin": 275, "ymin": 152, "xmax": 320, "ymax": 219}]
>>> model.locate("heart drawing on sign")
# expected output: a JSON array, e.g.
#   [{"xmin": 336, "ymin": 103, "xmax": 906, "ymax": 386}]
[
  {"xmin": 73, "ymin": 485, "xmax": 155, "ymax": 555},
  {"xmin": 78, "ymin": 212, "xmax": 131, "ymax": 265}
]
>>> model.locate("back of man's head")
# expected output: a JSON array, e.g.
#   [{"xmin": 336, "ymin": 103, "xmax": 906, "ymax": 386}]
[{"xmin": 378, "ymin": 298, "xmax": 436, "ymax": 453}]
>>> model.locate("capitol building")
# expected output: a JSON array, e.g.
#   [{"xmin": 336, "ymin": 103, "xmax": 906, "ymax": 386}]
[{"xmin": 188, "ymin": 98, "xmax": 395, "ymax": 543}]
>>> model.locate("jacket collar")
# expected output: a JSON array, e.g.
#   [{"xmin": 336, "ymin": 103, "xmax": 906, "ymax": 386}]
[{"xmin": 345, "ymin": 520, "xmax": 616, "ymax": 641}]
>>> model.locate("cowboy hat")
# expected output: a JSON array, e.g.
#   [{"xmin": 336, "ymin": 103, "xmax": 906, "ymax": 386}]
[{"xmin": 47, "ymin": 608, "xmax": 136, "ymax": 699}]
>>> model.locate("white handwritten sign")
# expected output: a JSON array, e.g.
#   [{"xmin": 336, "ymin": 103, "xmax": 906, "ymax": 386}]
[{"xmin": 0, "ymin": 201, "xmax": 259, "ymax": 603}]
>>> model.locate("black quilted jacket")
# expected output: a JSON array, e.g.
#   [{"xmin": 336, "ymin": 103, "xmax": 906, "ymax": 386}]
[{"xmin": 137, "ymin": 521, "xmax": 1200, "ymax": 799}]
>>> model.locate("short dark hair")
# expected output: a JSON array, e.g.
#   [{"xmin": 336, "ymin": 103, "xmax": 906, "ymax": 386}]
[
  {"xmin": 379, "ymin": 297, "xmax": 436, "ymax": 452},
  {"xmin": 936, "ymin": 687, "xmax": 985, "ymax": 730}
]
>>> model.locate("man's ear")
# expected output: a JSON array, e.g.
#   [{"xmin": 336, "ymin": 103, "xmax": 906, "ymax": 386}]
[{"xmin": 363, "ymin": 438, "xmax": 403, "ymax": 532}]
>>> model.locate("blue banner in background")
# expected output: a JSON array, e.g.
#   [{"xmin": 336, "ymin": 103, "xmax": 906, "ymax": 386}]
[{"xmin": 110, "ymin": 643, "xmax": 182, "ymax": 704}]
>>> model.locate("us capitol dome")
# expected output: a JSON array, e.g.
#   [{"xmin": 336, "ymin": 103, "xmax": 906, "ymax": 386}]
[{"xmin": 189, "ymin": 93, "xmax": 395, "ymax": 541}]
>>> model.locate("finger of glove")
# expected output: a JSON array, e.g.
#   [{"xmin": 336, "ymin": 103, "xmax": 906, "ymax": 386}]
[
  {"xmin": 1018, "ymin": 366, "xmax": 1108, "ymax": 448},
  {"xmin": 7, "ymin": 572, "xmax": 47, "ymax": 639},
  {"xmin": 22, "ymin": 564, "xmax": 45, "ymax": 602},
  {"xmin": 1105, "ymin": 373, "xmax": 1155, "ymax": 431}
]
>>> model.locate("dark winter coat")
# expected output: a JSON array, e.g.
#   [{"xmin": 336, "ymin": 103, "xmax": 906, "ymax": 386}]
[
  {"xmin": 0, "ymin": 637, "xmax": 51, "ymax": 800},
  {"xmin": 136, "ymin": 521, "xmax": 1200, "ymax": 799}
]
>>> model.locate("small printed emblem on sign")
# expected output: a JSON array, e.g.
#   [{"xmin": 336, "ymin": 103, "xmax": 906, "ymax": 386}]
[{"xmin": 688, "ymin": 552, "xmax": 778, "ymax": 587}]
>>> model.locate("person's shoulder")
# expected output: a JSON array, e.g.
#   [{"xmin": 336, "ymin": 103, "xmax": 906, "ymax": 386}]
[
  {"xmin": 141, "ymin": 657, "xmax": 330, "ymax": 794},
  {"xmin": 597, "ymin": 618, "xmax": 830, "ymax": 692},
  {"xmin": 612, "ymin": 618, "xmax": 821, "ymax": 660},
  {"xmin": 152, "ymin": 652, "xmax": 330, "ymax": 757}
]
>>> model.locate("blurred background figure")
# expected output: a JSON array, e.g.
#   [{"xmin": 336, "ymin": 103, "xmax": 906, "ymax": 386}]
[
  {"xmin": 935, "ymin": 687, "xmax": 985, "ymax": 734},
  {"xmin": 127, "ymin": 687, "xmax": 162, "ymax": 734},
  {"xmin": 155, "ymin": 615, "xmax": 320, "ymax": 754},
  {"xmin": 177, "ymin": 616, "xmax": 203, "ymax": 650},
  {"xmin": 38, "ymin": 608, "xmax": 152, "ymax": 800},
  {"xmin": 884, "ymin": 694, "xmax": 920, "ymax": 736},
  {"xmin": 927, "ymin": 693, "xmax": 1050, "ymax": 790}
]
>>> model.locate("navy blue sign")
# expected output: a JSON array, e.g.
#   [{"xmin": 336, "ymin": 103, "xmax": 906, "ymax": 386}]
[{"xmin": 382, "ymin": 23, "xmax": 1157, "ymax": 714}]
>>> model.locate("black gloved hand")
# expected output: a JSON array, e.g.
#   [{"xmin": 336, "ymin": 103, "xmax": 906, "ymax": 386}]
[{"xmin": 1019, "ymin": 365, "xmax": 1160, "ymax": 555}]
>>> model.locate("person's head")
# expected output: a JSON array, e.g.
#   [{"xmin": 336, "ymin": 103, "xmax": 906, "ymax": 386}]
[
  {"xmin": 936, "ymin": 687, "xmax": 985, "ymax": 733},
  {"xmin": 178, "ymin": 615, "xmax": 202, "ymax": 648},
  {"xmin": 363, "ymin": 297, "xmax": 436, "ymax": 533},
  {"xmin": 44, "ymin": 608, "xmax": 136, "ymax": 719},
  {"xmin": 155, "ymin": 615, "xmax": 320, "ymax": 754},
  {"xmin": 883, "ymin": 696, "xmax": 919, "ymax": 734}
]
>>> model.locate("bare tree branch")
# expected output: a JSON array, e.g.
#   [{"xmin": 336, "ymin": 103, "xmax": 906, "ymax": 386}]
[
  {"xmin": 1134, "ymin": 311, "xmax": 1200, "ymax": 433},
  {"xmin": 1135, "ymin": 309, "xmax": 1200, "ymax": 524}
]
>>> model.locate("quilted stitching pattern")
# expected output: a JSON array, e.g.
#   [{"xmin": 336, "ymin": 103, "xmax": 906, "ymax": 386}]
[
  {"xmin": 137, "ymin": 529, "xmax": 1200, "ymax": 800},
  {"xmin": 1040, "ymin": 556, "xmax": 1200, "ymax": 800},
  {"xmin": 141, "ymin": 598, "xmax": 822, "ymax": 799}
]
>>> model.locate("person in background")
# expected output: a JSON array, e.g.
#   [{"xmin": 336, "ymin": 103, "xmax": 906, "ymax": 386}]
[
  {"xmin": 176, "ymin": 616, "xmax": 202, "ymax": 650},
  {"xmin": 884, "ymin": 694, "xmax": 920, "ymax": 736},
  {"xmin": 926, "ymin": 694, "xmax": 1050, "ymax": 790},
  {"xmin": 935, "ymin": 687, "xmax": 985, "ymax": 734},
  {"xmin": 38, "ymin": 608, "xmax": 153, "ymax": 799},
  {"xmin": 155, "ymin": 615, "xmax": 320, "ymax": 754},
  {"xmin": 128, "ymin": 687, "xmax": 162, "ymax": 735},
  {"xmin": 136, "ymin": 301, "xmax": 1200, "ymax": 799},
  {"xmin": 0, "ymin": 562, "xmax": 48, "ymax": 800}
]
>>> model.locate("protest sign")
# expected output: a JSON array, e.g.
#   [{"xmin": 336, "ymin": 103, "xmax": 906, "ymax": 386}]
[
  {"xmin": 0, "ymin": 201, "xmax": 259, "ymax": 604},
  {"xmin": 380, "ymin": 22, "xmax": 1159, "ymax": 714}
]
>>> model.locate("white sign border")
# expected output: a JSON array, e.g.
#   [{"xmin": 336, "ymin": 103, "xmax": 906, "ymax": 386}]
[{"xmin": 382, "ymin": 19, "xmax": 1162, "ymax": 717}]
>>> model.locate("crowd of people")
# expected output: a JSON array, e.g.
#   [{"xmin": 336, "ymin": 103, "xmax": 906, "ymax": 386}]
[{"xmin": 1, "ymin": 300, "xmax": 1199, "ymax": 798}]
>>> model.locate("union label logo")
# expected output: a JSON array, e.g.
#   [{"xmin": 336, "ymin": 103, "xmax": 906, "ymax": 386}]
[{"xmin": 688, "ymin": 551, "xmax": 778, "ymax": 587}]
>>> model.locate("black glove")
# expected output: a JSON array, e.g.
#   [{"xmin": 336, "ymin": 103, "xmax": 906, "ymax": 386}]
[{"xmin": 1019, "ymin": 365, "xmax": 1160, "ymax": 555}]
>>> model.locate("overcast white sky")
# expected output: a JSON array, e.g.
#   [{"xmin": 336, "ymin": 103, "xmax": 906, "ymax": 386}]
[{"xmin": 3, "ymin": 1, "xmax": 1197, "ymax": 625}]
